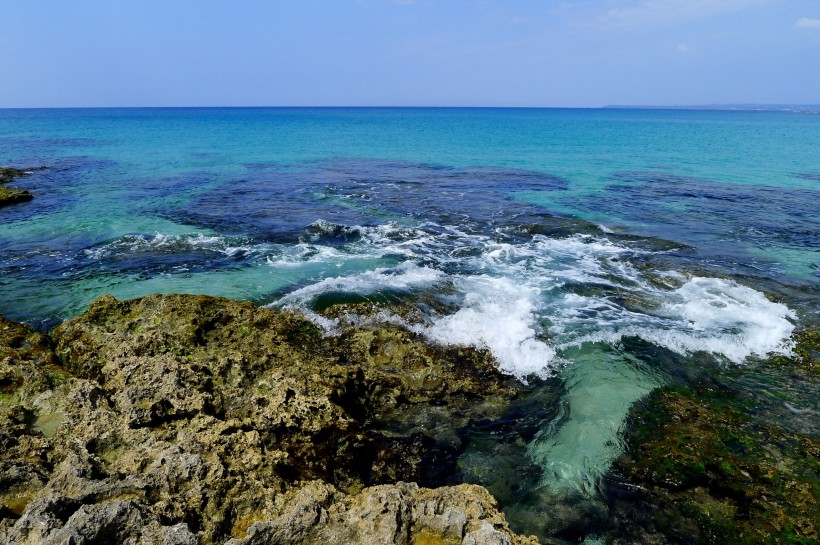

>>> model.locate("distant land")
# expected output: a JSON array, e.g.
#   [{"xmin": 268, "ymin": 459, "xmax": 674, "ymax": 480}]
[{"xmin": 603, "ymin": 104, "xmax": 820, "ymax": 113}]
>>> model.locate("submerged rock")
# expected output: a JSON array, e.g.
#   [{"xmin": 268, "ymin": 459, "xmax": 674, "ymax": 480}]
[
  {"xmin": 607, "ymin": 387, "xmax": 819, "ymax": 545},
  {"xmin": 0, "ymin": 294, "xmax": 535, "ymax": 544},
  {"xmin": 766, "ymin": 326, "xmax": 820, "ymax": 375}
]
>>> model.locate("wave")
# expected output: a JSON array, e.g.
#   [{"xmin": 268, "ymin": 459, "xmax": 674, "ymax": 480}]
[{"xmin": 263, "ymin": 222, "xmax": 796, "ymax": 379}]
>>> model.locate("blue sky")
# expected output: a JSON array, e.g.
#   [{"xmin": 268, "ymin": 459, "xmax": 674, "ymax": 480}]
[{"xmin": 1, "ymin": 0, "xmax": 818, "ymax": 107}]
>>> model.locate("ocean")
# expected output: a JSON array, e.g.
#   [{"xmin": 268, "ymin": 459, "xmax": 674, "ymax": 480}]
[{"xmin": 1, "ymin": 107, "xmax": 817, "ymax": 540}]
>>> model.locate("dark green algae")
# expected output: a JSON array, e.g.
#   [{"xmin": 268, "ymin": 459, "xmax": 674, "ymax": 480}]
[
  {"xmin": 0, "ymin": 167, "xmax": 45, "ymax": 207},
  {"xmin": 604, "ymin": 328, "xmax": 820, "ymax": 545}
]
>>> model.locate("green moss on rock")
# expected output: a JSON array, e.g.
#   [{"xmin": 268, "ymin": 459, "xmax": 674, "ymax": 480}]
[
  {"xmin": 610, "ymin": 387, "xmax": 819, "ymax": 544},
  {"xmin": 766, "ymin": 327, "xmax": 820, "ymax": 375},
  {"xmin": 1, "ymin": 294, "xmax": 533, "ymax": 544},
  {"xmin": 0, "ymin": 315, "xmax": 66, "ymax": 528},
  {"xmin": 0, "ymin": 166, "xmax": 45, "ymax": 207},
  {"xmin": 0, "ymin": 185, "xmax": 33, "ymax": 207}
]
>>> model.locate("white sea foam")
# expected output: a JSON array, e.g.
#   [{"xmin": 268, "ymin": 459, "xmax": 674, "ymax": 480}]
[
  {"xmin": 269, "ymin": 225, "xmax": 796, "ymax": 375},
  {"xmin": 272, "ymin": 261, "xmax": 444, "ymax": 309},
  {"xmin": 553, "ymin": 276, "xmax": 796, "ymax": 363},
  {"xmin": 265, "ymin": 244, "xmax": 357, "ymax": 267},
  {"xmin": 422, "ymin": 276, "xmax": 557, "ymax": 379}
]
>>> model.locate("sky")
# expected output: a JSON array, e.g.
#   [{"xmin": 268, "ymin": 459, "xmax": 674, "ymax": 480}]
[{"xmin": 1, "ymin": 0, "xmax": 819, "ymax": 108}]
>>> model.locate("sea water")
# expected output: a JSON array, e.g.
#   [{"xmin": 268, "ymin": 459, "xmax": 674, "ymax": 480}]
[{"xmin": 1, "ymin": 107, "xmax": 817, "ymax": 537}]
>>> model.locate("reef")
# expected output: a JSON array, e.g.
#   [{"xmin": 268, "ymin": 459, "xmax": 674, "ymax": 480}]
[
  {"xmin": 608, "ymin": 385, "xmax": 819, "ymax": 544},
  {"xmin": 766, "ymin": 327, "xmax": 820, "ymax": 376},
  {"xmin": 0, "ymin": 167, "xmax": 44, "ymax": 207},
  {"xmin": 0, "ymin": 294, "xmax": 537, "ymax": 544}
]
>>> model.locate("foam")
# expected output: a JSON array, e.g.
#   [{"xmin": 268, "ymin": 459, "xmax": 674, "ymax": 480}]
[
  {"xmin": 422, "ymin": 276, "xmax": 558, "ymax": 379},
  {"xmin": 272, "ymin": 261, "xmax": 444, "ymax": 309},
  {"xmin": 268, "ymin": 226, "xmax": 796, "ymax": 376},
  {"xmin": 265, "ymin": 244, "xmax": 357, "ymax": 267},
  {"xmin": 553, "ymin": 276, "xmax": 796, "ymax": 363}
]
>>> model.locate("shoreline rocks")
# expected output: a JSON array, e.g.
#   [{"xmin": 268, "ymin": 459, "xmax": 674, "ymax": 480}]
[
  {"xmin": 0, "ymin": 167, "xmax": 45, "ymax": 207},
  {"xmin": 607, "ymin": 385, "xmax": 819, "ymax": 544},
  {"xmin": 0, "ymin": 294, "xmax": 537, "ymax": 545},
  {"xmin": 4, "ymin": 291, "xmax": 816, "ymax": 544}
]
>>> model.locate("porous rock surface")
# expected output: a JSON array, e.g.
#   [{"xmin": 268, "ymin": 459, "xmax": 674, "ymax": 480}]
[
  {"xmin": 0, "ymin": 294, "xmax": 537, "ymax": 545},
  {"xmin": 0, "ymin": 168, "xmax": 42, "ymax": 207}
]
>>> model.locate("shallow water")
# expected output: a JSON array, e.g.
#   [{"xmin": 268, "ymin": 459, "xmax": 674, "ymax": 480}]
[{"xmin": 1, "ymin": 107, "xmax": 818, "ymax": 541}]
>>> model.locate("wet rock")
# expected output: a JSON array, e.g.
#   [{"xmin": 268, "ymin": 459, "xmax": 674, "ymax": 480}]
[
  {"xmin": 0, "ymin": 167, "xmax": 44, "ymax": 207},
  {"xmin": 607, "ymin": 387, "xmax": 819, "ymax": 544},
  {"xmin": 0, "ymin": 186, "xmax": 33, "ymax": 207},
  {"xmin": 0, "ymin": 168, "xmax": 41, "ymax": 184},
  {"xmin": 0, "ymin": 294, "xmax": 534, "ymax": 544},
  {"xmin": 766, "ymin": 326, "xmax": 820, "ymax": 375}
]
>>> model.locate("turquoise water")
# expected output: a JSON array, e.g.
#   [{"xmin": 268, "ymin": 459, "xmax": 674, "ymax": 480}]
[{"xmin": 1, "ymin": 107, "xmax": 818, "ymax": 540}]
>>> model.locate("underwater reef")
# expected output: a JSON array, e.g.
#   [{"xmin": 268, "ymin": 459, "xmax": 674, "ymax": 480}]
[{"xmin": 606, "ymin": 329, "xmax": 819, "ymax": 545}]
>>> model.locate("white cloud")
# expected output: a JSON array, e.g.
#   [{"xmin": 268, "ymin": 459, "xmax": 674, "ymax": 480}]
[
  {"xmin": 585, "ymin": 0, "xmax": 770, "ymax": 30},
  {"xmin": 794, "ymin": 18, "xmax": 820, "ymax": 29},
  {"xmin": 676, "ymin": 43, "xmax": 691, "ymax": 53}
]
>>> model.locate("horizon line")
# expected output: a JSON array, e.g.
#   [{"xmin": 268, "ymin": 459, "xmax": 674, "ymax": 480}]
[{"xmin": 1, "ymin": 104, "xmax": 819, "ymax": 112}]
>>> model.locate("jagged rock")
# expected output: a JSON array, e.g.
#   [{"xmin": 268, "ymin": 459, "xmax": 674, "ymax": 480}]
[
  {"xmin": 0, "ymin": 167, "xmax": 44, "ymax": 207},
  {"xmin": 4, "ymin": 494, "xmax": 198, "ymax": 545},
  {"xmin": 0, "ymin": 294, "xmax": 536, "ymax": 545},
  {"xmin": 228, "ymin": 481, "xmax": 538, "ymax": 545}
]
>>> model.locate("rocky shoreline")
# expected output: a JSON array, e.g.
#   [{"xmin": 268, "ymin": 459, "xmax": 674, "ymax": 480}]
[
  {"xmin": 0, "ymin": 294, "xmax": 536, "ymax": 544},
  {"xmin": 1, "ymin": 293, "xmax": 817, "ymax": 544}
]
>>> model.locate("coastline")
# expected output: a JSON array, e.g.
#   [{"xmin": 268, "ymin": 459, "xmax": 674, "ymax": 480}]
[
  {"xmin": 1, "ymin": 107, "xmax": 818, "ymax": 543},
  {"xmin": 1, "ymin": 292, "xmax": 817, "ymax": 544},
  {"xmin": 0, "ymin": 293, "xmax": 537, "ymax": 545}
]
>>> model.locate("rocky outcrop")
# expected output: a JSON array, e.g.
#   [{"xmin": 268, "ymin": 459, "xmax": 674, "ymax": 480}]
[
  {"xmin": 608, "ymin": 387, "xmax": 819, "ymax": 545},
  {"xmin": 226, "ymin": 481, "xmax": 537, "ymax": 545},
  {"xmin": 0, "ymin": 167, "xmax": 44, "ymax": 207},
  {"xmin": 0, "ymin": 294, "xmax": 536, "ymax": 544},
  {"xmin": 0, "ymin": 186, "xmax": 33, "ymax": 207}
]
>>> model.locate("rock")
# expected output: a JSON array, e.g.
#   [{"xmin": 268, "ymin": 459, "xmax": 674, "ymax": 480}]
[
  {"xmin": 228, "ymin": 481, "xmax": 538, "ymax": 545},
  {"xmin": 765, "ymin": 326, "xmax": 819, "ymax": 375},
  {"xmin": 4, "ymin": 494, "xmax": 199, "ymax": 545},
  {"xmin": 0, "ymin": 167, "xmax": 46, "ymax": 185},
  {"xmin": 0, "ymin": 167, "xmax": 45, "ymax": 207},
  {"xmin": 0, "ymin": 294, "xmax": 535, "ymax": 544},
  {"xmin": 607, "ymin": 387, "xmax": 819, "ymax": 544},
  {"xmin": 0, "ymin": 186, "xmax": 33, "ymax": 207},
  {"xmin": 0, "ymin": 315, "xmax": 67, "ymax": 528}
]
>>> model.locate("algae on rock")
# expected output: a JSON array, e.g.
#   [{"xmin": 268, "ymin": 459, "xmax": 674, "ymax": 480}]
[
  {"xmin": 0, "ymin": 167, "xmax": 43, "ymax": 207},
  {"xmin": 1, "ymin": 293, "xmax": 536, "ymax": 545},
  {"xmin": 608, "ymin": 386, "xmax": 819, "ymax": 545}
]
